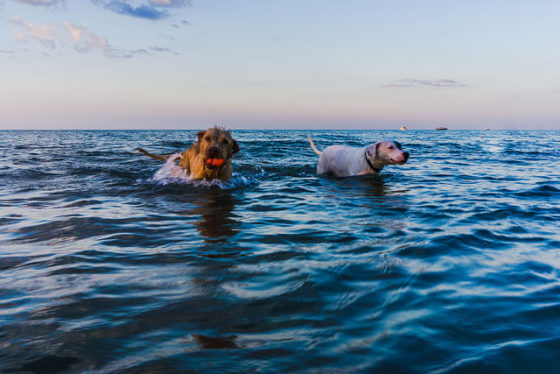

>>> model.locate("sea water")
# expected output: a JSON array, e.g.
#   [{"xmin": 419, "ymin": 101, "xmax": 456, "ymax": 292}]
[{"xmin": 1, "ymin": 129, "xmax": 559, "ymax": 373}]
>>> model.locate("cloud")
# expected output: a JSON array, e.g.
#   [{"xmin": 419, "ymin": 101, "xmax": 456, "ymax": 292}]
[
  {"xmin": 384, "ymin": 79, "xmax": 467, "ymax": 88},
  {"xmin": 10, "ymin": 17, "xmax": 109, "ymax": 52},
  {"xmin": 171, "ymin": 19, "xmax": 190, "ymax": 28},
  {"xmin": 11, "ymin": 16, "xmax": 59, "ymax": 48},
  {"xmin": 11, "ymin": 28, "xmax": 28, "ymax": 42},
  {"xmin": 150, "ymin": 0, "xmax": 189, "ymax": 6},
  {"xmin": 10, "ymin": 17, "xmax": 178, "ymax": 58},
  {"xmin": 98, "ymin": 1, "xmax": 168, "ymax": 20},
  {"xmin": 64, "ymin": 22, "xmax": 109, "ymax": 52},
  {"xmin": 91, "ymin": 0, "xmax": 190, "ymax": 20},
  {"xmin": 150, "ymin": 46, "xmax": 172, "ymax": 53},
  {"xmin": 105, "ymin": 45, "xmax": 178, "ymax": 59},
  {"xmin": 150, "ymin": 46, "xmax": 179, "ymax": 56},
  {"xmin": 10, "ymin": 0, "xmax": 63, "ymax": 6}
]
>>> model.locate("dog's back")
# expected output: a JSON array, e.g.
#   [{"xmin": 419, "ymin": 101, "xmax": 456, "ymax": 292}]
[{"xmin": 316, "ymin": 145, "xmax": 366, "ymax": 177}]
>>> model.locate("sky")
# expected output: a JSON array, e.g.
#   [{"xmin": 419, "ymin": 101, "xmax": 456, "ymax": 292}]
[{"xmin": 1, "ymin": 0, "xmax": 559, "ymax": 130}]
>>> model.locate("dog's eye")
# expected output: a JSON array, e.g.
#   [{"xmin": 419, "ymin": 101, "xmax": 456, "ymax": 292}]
[
  {"xmin": 205, "ymin": 136, "xmax": 211, "ymax": 142},
  {"xmin": 222, "ymin": 139, "xmax": 229, "ymax": 145}
]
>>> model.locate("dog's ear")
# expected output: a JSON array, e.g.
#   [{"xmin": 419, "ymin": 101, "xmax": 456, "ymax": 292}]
[
  {"xmin": 394, "ymin": 141, "xmax": 402, "ymax": 150},
  {"xmin": 197, "ymin": 130, "xmax": 206, "ymax": 143},
  {"xmin": 232, "ymin": 140, "xmax": 240, "ymax": 154},
  {"xmin": 375, "ymin": 142, "xmax": 380, "ymax": 158}
]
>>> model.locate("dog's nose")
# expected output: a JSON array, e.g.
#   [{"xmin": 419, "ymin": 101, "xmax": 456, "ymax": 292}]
[
  {"xmin": 208, "ymin": 146, "xmax": 220, "ymax": 157},
  {"xmin": 403, "ymin": 152, "xmax": 409, "ymax": 161}
]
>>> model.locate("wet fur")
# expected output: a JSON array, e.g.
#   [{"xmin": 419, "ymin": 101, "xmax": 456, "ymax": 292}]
[
  {"xmin": 136, "ymin": 126, "xmax": 240, "ymax": 182},
  {"xmin": 308, "ymin": 135, "xmax": 409, "ymax": 177}
]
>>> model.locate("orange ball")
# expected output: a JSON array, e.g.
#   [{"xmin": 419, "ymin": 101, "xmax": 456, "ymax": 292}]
[
  {"xmin": 206, "ymin": 158, "xmax": 225, "ymax": 167},
  {"xmin": 212, "ymin": 158, "xmax": 225, "ymax": 167}
]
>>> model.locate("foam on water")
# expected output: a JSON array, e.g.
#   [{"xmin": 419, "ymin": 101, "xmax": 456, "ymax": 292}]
[
  {"xmin": 152, "ymin": 153, "xmax": 190, "ymax": 182},
  {"xmin": 151, "ymin": 153, "xmax": 258, "ymax": 189}
]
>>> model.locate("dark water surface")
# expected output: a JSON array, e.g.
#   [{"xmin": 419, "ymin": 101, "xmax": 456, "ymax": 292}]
[{"xmin": 1, "ymin": 130, "xmax": 559, "ymax": 373}]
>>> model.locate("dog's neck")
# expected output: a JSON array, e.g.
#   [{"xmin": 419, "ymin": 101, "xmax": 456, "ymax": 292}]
[
  {"xmin": 202, "ymin": 160, "xmax": 232, "ymax": 182},
  {"xmin": 364, "ymin": 151, "xmax": 383, "ymax": 173}
]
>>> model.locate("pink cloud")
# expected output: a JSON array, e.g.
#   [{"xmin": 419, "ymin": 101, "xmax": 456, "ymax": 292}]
[
  {"xmin": 10, "ymin": 17, "xmax": 109, "ymax": 52},
  {"xmin": 11, "ymin": 0, "xmax": 59, "ymax": 5},
  {"xmin": 11, "ymin": 17, "xmax": 59, "ymax": 48}
]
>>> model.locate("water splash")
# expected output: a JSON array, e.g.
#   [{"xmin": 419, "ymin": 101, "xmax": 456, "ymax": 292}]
[
  {"xmin": 152, "ymin": 153, "xmax": 189, "ymax": 182},
  {"xmin": 151, "ymin": 153, "xmax": 258, "ymax": 189}
]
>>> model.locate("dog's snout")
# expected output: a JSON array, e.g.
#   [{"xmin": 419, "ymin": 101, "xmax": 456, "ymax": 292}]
[{"xmin": 208, "ymin": 146, "xmax": 221, "ymax": 157}]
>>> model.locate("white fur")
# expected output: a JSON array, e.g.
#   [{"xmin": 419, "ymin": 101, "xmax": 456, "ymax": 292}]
[
  {"xmin": 316, "ymin": 145, "xmax": 379, "ymax": 177},
  {"xmin": 308, "ymin": 136, "xmax": 408, "ymax": 177}
]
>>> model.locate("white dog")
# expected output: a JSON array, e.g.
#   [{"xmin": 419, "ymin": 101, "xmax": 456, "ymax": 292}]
[{"xmin": 308, "ymin": 135, "xmax": 409, "ymax": 177}]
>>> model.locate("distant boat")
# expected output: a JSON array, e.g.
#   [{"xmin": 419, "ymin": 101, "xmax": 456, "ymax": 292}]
[
  {"xmin": 435, "ymin": 126, "xmax": 448, "ymax": 131},
  {"xmin": 400, "ymin": 125, "xmax": 407, "ymax": 131}
]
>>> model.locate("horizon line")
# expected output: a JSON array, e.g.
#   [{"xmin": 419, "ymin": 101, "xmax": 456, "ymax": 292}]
[{"xmin": 0, "ymin": 128, "xmax": 557, "ymax": 131}]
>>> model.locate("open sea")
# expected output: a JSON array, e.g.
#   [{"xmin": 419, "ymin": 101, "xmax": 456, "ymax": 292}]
[{"xmin": 1, "ymin": 129, "xmax": 559, "ymax": 373}]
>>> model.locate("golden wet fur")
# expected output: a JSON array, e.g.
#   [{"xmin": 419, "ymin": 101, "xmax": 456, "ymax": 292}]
[{"xmin": 136, "ymin": 126, "xmax": 240, "ymax": 182}]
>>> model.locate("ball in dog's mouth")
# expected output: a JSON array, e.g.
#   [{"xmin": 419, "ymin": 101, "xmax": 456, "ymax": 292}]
[{"xmin": 205, "ymin": 158, "xmax": 225, "ymax": 168}]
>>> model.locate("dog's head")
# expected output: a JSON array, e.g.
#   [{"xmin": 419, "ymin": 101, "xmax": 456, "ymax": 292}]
[
  {"xmin": 367, "ymin": 140, "xmax": 409, "ymax": 165},
  {"xmin": 196, "ymin": 126, "xmax": 240, "ymax": 169}
]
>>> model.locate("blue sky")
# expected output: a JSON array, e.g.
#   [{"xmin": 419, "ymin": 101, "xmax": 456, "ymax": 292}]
[{"xmin": 1, "ymin": 0, "xmax": 559, "ymax": 129}]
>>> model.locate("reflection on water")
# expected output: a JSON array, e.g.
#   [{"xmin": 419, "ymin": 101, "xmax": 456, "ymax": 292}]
[
  {"xmin": 193, "ymin": 191, "xmax": 240, "ymax": 243},
  {"xmin": 192, "ymin": 333, "xmax": 240, "ymax": 349},
  {"xmin": 320, "ymin": 174, "xmax": 409, "ymax": 233},
  {"xmin": 328, "ymin": 173, "xmax": 390, "ymax": 196}
]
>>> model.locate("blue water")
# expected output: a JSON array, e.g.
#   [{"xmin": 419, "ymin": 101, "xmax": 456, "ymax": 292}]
[{"xmin": 1, "ymin": 129, "xmax": 559, "ymax": 373}]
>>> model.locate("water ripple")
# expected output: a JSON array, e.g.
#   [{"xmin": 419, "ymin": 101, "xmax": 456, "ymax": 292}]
[{"xmin": 1, "ymin": 130, "xmax": 559, "ymax": 372}]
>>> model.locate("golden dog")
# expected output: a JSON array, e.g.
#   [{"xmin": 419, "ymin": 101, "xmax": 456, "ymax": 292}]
[{"xmin": 136, "ymin": 126, "xmax": 240, "ymax": 182}]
